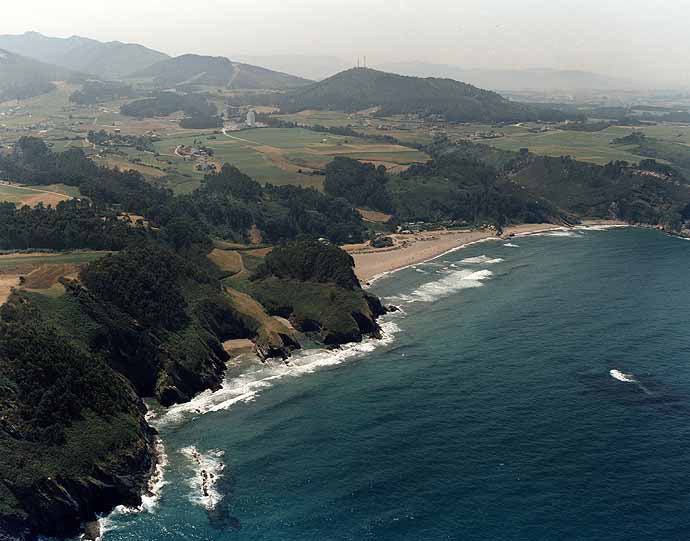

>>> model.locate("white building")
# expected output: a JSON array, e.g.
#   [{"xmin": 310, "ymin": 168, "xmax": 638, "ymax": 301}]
[{"xmin": 246, "ymin": 109, "xmax": 257, "ymax": 127}]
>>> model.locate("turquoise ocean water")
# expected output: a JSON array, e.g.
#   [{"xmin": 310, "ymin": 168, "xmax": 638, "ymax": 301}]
[{"xmin": 72, "ymin": 228, "xmax": 690, "ymax": 540}]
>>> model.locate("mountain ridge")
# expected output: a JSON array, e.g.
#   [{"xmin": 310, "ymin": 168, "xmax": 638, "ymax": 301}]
[
  {"xmin": 130, "ymin": 53, "xmax": 312, "ymax": 90},
  {"xmin": 0, "ymin": 48, "xmax": 78, "ymax": 101},
  {"xmin": 375, "ymin": 61, "xmax": 643, "ymax": 92},
  {"xmin": 0, "ymin": 31, "xmax": 169, "ymax": 79}
]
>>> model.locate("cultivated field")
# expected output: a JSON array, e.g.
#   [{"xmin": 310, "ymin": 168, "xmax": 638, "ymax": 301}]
[
  {"xmin": 153, "ymin": 127, "xmax": 429, "ymax": 191},
  {"xmin": 0, "ymin": 183, "xmax": 79, "ymax": 206},
  {"xmin": 0, "ymin": 251, "xmax": 110, "ymax": 304}
]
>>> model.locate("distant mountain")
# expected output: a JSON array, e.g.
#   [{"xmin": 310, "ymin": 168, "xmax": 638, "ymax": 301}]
[
  {"xmin": 0, "ymin": 49, "xmax": 74, "ymax": 101},
  {"xmin": 278, "ymin": 68, "xmax": 565, "ymax": 122},
  {"xmin": 232, "ymin": 54, "xmax": 351, "ymax": 81},
  {"xmin": 375, "ymin": 62, "xmax": 640, "ymax": 92},
  {"xmin": 0, "ymin": 31, "xmax": 169, "ymax": 79},
  {"xmin": 130, "ymin": 54, "xmax": 312, "ymax": 90}
]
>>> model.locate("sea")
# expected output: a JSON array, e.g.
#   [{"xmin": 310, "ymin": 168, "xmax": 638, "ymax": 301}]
[{"xmin": 64, "ymin": 227, "xmax": 690, "ymax": 540}]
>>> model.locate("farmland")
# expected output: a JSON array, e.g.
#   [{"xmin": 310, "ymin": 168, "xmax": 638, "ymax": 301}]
[
  {"xmin": 5, "ymin": 82, "xmax": 690, "ymax": 199},
  {"xmin": 0, "ymin": 182, "xmax": 79, "ymax": 206},
  {"xmin": 0, "ymin": 251, "xmax": 110, "ymax": 305},
  {"xmin": 1, "ymin": 88, "xmax": 429, "ymax": 194},
  {"xmin": 149, "ymin": 127, "xmax": 428, "ymax": 191}
]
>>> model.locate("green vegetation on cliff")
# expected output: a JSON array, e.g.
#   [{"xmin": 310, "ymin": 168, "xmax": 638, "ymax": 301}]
[
  {"xmin": 250, "ymin": 241, "xmax": 386, "ymax": 345},
  {"xmin": 0, "ymin": 297, "xmax": 155, "ymax": 539}
]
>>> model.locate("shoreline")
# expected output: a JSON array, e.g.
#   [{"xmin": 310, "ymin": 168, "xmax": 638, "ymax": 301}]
[{"xmin": 348, "ymin": 220, "xmax": 628, "ymax": 284}]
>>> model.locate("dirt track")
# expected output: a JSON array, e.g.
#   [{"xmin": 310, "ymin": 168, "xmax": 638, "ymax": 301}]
[{"xmin": 0, "ymin": 275, "xmax": 20, "ymax": 306}]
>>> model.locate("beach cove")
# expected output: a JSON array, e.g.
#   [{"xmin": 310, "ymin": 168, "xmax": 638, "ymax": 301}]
[{"xmin": 83, "ymin": 227, "xmax": 690, "ymax": 541}]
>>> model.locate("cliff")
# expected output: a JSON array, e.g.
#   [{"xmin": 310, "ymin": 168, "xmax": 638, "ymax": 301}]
[
  {"xmin": 0, "ymin": 298, "xmax": 156, "ymax": 540},
  {"xmin": 0, "ymin": 242, "xmax": 388, "ymax": 538}
]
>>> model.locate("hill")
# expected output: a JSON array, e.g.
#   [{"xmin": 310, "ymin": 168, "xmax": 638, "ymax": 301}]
[
  {"xmin": 375, "ymin": 62, "xmax": 640, "ymax": 92},
  {"xmin": 0, "ymin": 31, "xmax": 169, "ymax": 79},
  {"xmin": 232, "ymin": 53, "xmax": 351, "ymax": 81},
  {"xmin": 130, "ymin": 54, "xmax": 311, "ymax": 90},
  {"xmin": 277, "ymin": 68, "xmax": 566, "ymax": 122},
  {"xmin": 0, "ymin": 49, "xmax": 74, "ymax": 101}
]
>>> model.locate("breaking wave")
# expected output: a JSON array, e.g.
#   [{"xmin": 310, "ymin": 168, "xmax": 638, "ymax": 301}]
[
  {"xmin": 150, "ymin": 320, "xmax": 401, "ymax": 428},
  {"xmin": 99, "ymin": 437, "xmax": 169, "ymax": 536},
  {"xmin": 460, "ymin": 255, "xmax": 505, "ymax": 265},
  {"xmin": 610, "ymin": 369, "xmax": 636, "ymax": 383},
  {"xmin": 398, "ymin": 269, "xmax": 494, "ymax": 303},
  {"xmin": 180, "ymin": 447, "xmax": 226, "ymax": 510},
  {"xmin": 536, "ymin": 230, "xmax": 581, "ymax": 238},
  {"xmin": 610, "ymin": 369, "xmax": 651, "ymax": 394},
  {"xmin": 503, "ymin": 243, "xmax": 520, "ymax": 248},
  {"xmin": 574, "ymin": 224, "xmax": 629, "ymax": 231}
]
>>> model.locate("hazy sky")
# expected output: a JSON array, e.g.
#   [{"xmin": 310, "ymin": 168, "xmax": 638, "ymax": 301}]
[{"xmin": 4, "ymin": 0, "xmax": 690, "ymax": 85}]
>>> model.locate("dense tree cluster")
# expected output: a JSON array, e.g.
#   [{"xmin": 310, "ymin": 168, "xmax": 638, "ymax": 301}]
[
  {"xmin": 0, "ymin": 303, "xmax": 132, "ymax": 444},
  {"xmin": 277, "ymin": 68, "xmax": 575, "ymax": 123},
  {"xmin": 69, "ymin": 81, "xmax": 136, "ymax": 105},
  {"xmin": 0, "ymin": 137, "xmax": 172, "ymax": 216},
  {"xmin": 324, "ymin": 157, "xmax": 393, "ymax": 213},
  {"xmin": 179, "ymin": 115, "xmax": 224, "ymax": 129},
  {"xmin": 120, "ymin": 92, "xmax": 217, "ymax": 118},
  {"xmin": 0, "ymin": 200, "xmax": 142, "ymax": 250},
  {"xmin": 254, "ymin": 240, "xmax": 361, "ymax": 290},
  {"xmin": 0, "ymin": 138, "xmax": 368, "ymax": 251},
  {"xmin": 510, "ymin": 154, "xmax": 690, "ymax": 226},
  {"xmin": 174, "ymin": 164, "xmax": 367, "ymax": 244},
  {"xmin": 324, "ymin": 155, "xmax": 559, "ymax": 226},
  {"xmin": 87, "ymin": 130, "xmax": 155, "ymax": 152},
  {"xmin": 80, "ymin": 244, "xmax": 200, "ymax": 331}
]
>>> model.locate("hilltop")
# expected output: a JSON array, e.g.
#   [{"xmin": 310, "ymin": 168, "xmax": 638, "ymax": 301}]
[
  {"xmin": 0, "ymin": 49, "xmax": 75, "ymax": 101},
  {"xmin": 277, "ymin": 68, "xmax": 566, "ymax": 122},
  {"xmin": 0, "ymin": 31, "xmax": 168, "ymax": 80},
  {"xmin": 130, "ymin": 54, "xmax": 312, "ymax": 90}
]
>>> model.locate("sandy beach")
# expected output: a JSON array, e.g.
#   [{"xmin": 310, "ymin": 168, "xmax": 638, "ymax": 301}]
[{"xmin": 347, "ymin": 221, "xmax": 627, "ymax": 283}]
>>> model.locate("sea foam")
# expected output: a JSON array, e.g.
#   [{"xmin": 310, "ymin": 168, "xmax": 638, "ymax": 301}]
[
  {"xmin": 151, "ymin": 319, "xmax": 401, "ymax": 428},
  {"xmin": 400, "ymin": 268, "xmax": 494, "ymax": 303},
  {"xmin": 610, "ymin": 369, "xmax": 636, "ymax": 383},
  {"xmin": 98, "ymin": 437, "xmax": 169, "ymax": 536},
  {"xmin": 460, "ymin": 255, "xmax": 505, "ymax": 265},
  {"xmin": 180, "ymin": 446, "xmax": 226, "ymax": 510}
]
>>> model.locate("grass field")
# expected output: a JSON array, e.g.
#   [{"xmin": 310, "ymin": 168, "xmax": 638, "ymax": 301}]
[
  {"xmin": 0, "ymin": 251, "xmax": 110, "ymax": 273},
  {"xmin": 0, "ymin": 183, "xmax": 79, "ymax": 206},
  {"xmin": 8, "ymin": 84, "xmax": 690, "ymax": 195},
  {"xmin": 0, "ymin": 251, "xmax": 110, "ymax": 304},
  {"xmin": 150, "ymin": 127, "xmax": 429, "ymax": 192}
]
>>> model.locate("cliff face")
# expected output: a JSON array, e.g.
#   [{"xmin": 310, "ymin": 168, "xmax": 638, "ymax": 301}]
[
  {"xmin": 7, "ymin": 414, "xmax": 155, "ymax": 540},
  {"xmin": 0, "ymin": 242, "xmax": 389, "ymax": 538},
  {"xmin": 0, "ymin": 298, "xmax": 157, "ymax": 540},
  {"xmin": 246, "ymin": 240, "xmax": 388, "ymax": 345},
  {"xmin": 249, "ymin": 278, "xmax": 387, "ymax": 346}
]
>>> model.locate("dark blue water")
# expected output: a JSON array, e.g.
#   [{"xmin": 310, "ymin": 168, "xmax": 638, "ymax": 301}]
[{"xmin": 98, "ymin": 228, "xmax": 690, "ymax": 540}]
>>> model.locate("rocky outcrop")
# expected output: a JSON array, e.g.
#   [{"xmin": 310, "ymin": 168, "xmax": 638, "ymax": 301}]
[
  {"xmin": 9, "ymin": 419, "xmax": 156, "ymax": 539},
  {"xmin": 0, "ymin": 298, "xmax": 159, "ymax": 540},
  {"xmin": 250, "ymin": 278, "xmax": 388, "ymax": 347}
]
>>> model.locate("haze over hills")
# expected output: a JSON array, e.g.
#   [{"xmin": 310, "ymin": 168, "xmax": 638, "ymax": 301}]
[
  {"xmin": 0, "ymin": 48, "xmax": 76, "ymax": 101},
  {"xmin": 232, "ymin": 54, "xmax": 352, "ymax": 82},
  {"xmin": 375, "ymin": 62, "xmax": 641, "ymax": 92},
  {"xmin": 131, "ymin": 54, "xmax": 311, "ymax": 90},
  {"xmin": 277, "ymin": 67, "xmax": 567, "ymax": 122},
  {"xmin": 0, "ymin": 31, "xmax": 169, "ymax": 80},
  {"xmin": 229, "ymin": 53, "xmax": 644, "ymax": 92}
]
